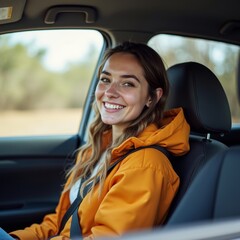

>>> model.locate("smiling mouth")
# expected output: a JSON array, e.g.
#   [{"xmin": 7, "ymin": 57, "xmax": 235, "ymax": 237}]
[{"xmin": 104, "ymin": 102, "xmax": 125, "ymax": 110}]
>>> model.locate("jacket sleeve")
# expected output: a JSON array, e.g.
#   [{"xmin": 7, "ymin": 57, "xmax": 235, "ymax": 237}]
[
  {"xmin": 83, "ymin": 163, "xmax": 179, "ymax": 239},
  {"xmin": 10, "ymin": 178, "xmax": 72, "ymax": 240}
]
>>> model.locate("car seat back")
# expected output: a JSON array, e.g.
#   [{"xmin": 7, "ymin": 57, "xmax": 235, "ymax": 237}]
[
  {"xmin": 165, "ymin": 62, "xmax": 232, "ymax": 221},
  {"xmin": 167, "ymin": 146, "xmax": 240, "ymax": 225}
]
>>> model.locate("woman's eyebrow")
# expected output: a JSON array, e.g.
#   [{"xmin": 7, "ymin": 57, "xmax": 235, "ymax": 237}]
[
  {"xmin": 101, "ymin": 70, "xmax": 140, "ymax": 83},
  {"xmin": 121, "ymin": 74, "xmax": 140, "ymax": 82},
  {"xmin": 101, "ymin": 70, "xmax": 111, "ymax": 76}
]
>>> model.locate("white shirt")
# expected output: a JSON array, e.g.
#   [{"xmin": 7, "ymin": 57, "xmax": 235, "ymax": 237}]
[{"xmin": 69, "ymin": 151, "xmax": 107, "ymax": 204}]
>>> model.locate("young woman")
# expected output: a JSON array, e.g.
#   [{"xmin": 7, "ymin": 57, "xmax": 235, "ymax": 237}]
[{"xmin": 10, "ymin": 42, "xmax": 190, "ymax": 239}]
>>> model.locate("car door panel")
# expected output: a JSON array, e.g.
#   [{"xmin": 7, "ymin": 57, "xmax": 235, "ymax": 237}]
[{"xmin": 0, "ymin": 135, "xmax": 80, "ymax": 232}]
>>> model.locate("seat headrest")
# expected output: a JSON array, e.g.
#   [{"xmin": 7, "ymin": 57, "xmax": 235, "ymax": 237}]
[{"xmin": 166, "ymin": 62, "xmax": 232, "ymax": 135}]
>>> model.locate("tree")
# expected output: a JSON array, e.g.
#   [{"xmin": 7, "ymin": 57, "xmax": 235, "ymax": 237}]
[{"xmin": 0, "ymin": 34, "xmax": 100, "ymax": 110}]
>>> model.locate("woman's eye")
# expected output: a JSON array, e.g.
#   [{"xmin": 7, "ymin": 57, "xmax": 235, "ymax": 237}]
[
  {"xmin": 122, "ymin": 82, "xmax": 135, "ymax": 87},
  {"xmin": 100, "ymin": 77, "xmax": 110, "ymax": 83}
]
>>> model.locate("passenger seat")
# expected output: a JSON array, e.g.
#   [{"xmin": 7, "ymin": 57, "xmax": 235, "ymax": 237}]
[{"xmin": 165, "ymin": 62, "xmax": 232, "ymax": 221}]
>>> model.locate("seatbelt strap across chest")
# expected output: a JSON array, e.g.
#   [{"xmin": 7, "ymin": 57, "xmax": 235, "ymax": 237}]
[{"xmin": 58, "ymin": 144, "xmax": 171, "ymax": 238}]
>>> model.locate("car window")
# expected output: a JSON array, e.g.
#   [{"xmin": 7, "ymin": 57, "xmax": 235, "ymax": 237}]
[
  {"xmin": 148, "ymin": 34, "xmax": 240, "ymax": 126},
  {"xmin": 0, "ymin": 29, "xmax": 104, "ymax": 137}
]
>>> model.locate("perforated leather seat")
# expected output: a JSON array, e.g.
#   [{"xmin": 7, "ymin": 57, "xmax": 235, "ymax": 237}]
[{"xmin": 165, "ymin": 62, "xmax": 232, "ymax": 221}]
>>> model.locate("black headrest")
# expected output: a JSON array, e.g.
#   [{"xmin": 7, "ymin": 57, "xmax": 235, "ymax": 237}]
[{"xmin": 166, "ymin": 62, "xmax": 231, "ymax": 135}]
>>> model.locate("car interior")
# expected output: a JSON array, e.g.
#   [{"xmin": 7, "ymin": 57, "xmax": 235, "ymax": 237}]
[{"xmin": 0, "ymin": 0, "xmax": 240, "ymax": 239}]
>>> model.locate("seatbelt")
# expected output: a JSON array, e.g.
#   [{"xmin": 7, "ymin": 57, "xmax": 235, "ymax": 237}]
[{"xmin": 57, "ymin": 144, "xmax": 171, "ymax": 238}]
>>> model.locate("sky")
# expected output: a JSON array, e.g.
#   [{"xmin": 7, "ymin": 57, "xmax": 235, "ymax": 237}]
[{"xmin": 9, "ymin": 29, "xmax": 104, "ymax": 72}]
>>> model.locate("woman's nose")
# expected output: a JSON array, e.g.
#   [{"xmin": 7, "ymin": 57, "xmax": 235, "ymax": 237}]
[{"xmin": 105, "ymin": 83, "xmax": 119, "ymax": 98}]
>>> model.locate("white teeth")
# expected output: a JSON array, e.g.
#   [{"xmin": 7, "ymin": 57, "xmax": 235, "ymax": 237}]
[{"xmin": 105, "ymin": 102, "xmax": 124, "ymax": 109}]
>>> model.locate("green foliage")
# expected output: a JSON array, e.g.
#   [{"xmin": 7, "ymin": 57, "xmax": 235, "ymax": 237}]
[{"xmin": 0, "ymin": 34, "xmax": 98, "ymax": 110}]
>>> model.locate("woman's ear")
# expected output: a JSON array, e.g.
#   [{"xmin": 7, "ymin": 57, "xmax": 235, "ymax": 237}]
[
  {"xmin": 146, "ymin": 88, "xmax": 163, "ymax": 107},
  {"xmin": 155, "ymin": 88, "xmax": 163, "ymax": 103}
]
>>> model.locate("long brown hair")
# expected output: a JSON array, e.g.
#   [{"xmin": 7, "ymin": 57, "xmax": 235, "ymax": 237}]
[{"xmin": 65, "ymin": 41, "xmax": 169, "ymax": 196}]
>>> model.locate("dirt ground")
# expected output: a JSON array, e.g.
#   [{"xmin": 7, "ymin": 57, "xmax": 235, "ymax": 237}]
[{"xmin": 0, "ymin": 109, "xmax": 83, "ymax": 137}]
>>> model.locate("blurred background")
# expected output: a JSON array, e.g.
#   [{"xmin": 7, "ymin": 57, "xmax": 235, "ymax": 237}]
[{"xmin": 0, "ymin": 30, "xmax": 239, "ymax": 136}]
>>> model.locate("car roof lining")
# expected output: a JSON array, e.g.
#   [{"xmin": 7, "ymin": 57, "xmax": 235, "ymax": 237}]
[{"xmin": 0, "ymin": 0, "xmax": 239, "ymax": 46}]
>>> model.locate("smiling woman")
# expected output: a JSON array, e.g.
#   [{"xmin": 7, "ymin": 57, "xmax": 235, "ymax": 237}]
[
  {"xmin": 9, "ymin": 41, "xmax": 190, "ymax": 240},
  {"xmin": 96, "ymin": 52, "xmax": 153, "ymax": 136},
  {"xmin": 0, "ymin": 29, "xmax": 104, "ymax": 137}
]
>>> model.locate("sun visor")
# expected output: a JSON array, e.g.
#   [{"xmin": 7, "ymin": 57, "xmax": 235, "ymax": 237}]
[{"xmin": 0, "ymin": 0, "xmax": 26, "ymax": 24}]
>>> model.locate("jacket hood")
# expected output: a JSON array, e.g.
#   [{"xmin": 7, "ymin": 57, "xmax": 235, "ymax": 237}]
[{"xmin": 112, "ymin": 107, "xmax": 190, "ymax": 158}]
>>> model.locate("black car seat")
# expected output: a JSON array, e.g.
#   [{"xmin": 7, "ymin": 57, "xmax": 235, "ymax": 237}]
[
  {"xmin": 166, "ymin": 146, "xmax": 240, "ymax": 225},
  {"xmin": 165, "ymin": 62, "xmax": 232, "ymax": 221}
]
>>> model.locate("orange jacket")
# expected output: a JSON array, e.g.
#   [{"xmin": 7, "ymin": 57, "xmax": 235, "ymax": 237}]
[{"xmin": 11, "ymin": 107, "xmax": 190, "ymax": 240}]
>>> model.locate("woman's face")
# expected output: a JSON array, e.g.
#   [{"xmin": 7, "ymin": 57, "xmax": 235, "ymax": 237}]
[{"xmin": 95, "ymin": 52, "xmax": 151, "ymax": 135}]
